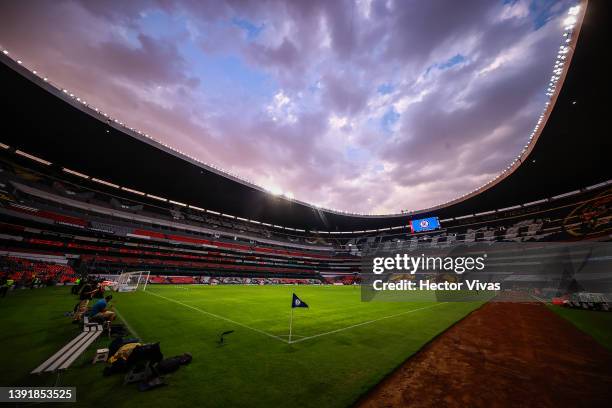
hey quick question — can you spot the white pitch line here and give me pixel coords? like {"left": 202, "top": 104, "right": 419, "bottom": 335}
{"left": 114, "top": 307, "right": 140, "bottom": 339}
{"left": 146, "top": 289, "right": 447, "bottom": 345}
{"left": 144, "top": 289, "right": 289, "bottom": 344}
{"left": 289, "top": 302, "right": 447, "bottom": 344}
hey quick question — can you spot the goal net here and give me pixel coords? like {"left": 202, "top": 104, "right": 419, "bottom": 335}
{"left": 113, "top": 271, "right": 150, "bottom": 292}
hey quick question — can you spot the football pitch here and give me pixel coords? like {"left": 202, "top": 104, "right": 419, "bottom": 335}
{"left": 0, "top": 285, "right": 483, "bottom": 407}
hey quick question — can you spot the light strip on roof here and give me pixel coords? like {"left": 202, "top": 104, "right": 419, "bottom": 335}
{"left": 474, "top": 210, "right": 495, "bottom": 216}
{"left": 15, "top": 150, "right": 51, "bottom": 165}
{"left": 91, "top": 178, "right": 119, "bottom": 189}
{"left": 121, "top": 186, "right": 145, "bottom": 196}
{"left": 147, "top": 194, "right": 167, "bottom": 202}
{"left": 586, "top": 180, "right": 611, "bottom": 190}
{"left": 498, "top": 205, "right": 521, "bottom": 212}
{"left": 62, "top": 168, "right": 90, "bottom": 179}
{"left": 551, "top": 190, "right": 580, "bottom": 200}
{"left": 523, "top": 199, "right": 548, "bottom": 206}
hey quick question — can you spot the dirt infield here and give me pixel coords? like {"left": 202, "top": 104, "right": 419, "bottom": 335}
{"left": 356, "top": 302, "right": 612, "bottom": 408}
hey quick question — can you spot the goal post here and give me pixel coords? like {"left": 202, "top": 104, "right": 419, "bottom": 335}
{"left": 113, "top": 271, "right": 150, "bottom": 292}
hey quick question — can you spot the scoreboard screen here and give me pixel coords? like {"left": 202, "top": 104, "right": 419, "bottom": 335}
{"left": 410, "top": 216, "right": 440, "bottom": 232}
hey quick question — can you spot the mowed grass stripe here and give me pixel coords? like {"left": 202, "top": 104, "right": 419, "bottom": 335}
{"left": 145, "top": 288, "right": 290, "bottom": 343}
{"left": 290, "top": 302, "right": 446, "bottom": 344}
{"left": 143, "top": 285, "right": 441, "bottom": 338}
{"left": 144, "top": 286, "right": 447, "bottom": 344}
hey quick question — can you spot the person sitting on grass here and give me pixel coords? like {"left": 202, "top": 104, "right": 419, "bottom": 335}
{"left": 72, "top": 280, "right": 100, "bottom": 322}
{"left": 89, "top": 295, "right": 116, "bottom": 323}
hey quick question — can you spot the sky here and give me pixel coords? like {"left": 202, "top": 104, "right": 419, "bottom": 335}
{"left": 0, "top": 0, "right": 575, "bottom": 214}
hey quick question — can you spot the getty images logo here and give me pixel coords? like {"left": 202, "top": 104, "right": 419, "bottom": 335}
{"left": 372, "top": 253, "right": 487, "bottom": 275}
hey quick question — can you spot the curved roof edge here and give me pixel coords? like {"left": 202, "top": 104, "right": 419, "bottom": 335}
{"left": 1, "top": 0, "right": 609, "bottom": 231}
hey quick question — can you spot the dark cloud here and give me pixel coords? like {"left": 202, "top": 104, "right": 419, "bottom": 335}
{"left": 92, "top": 34, "right": 196, "bottom": 86}
{"left": 246, "top": 38, "right": 300, "bottom": 70}
{"left": 321, "top": 72, "right": 370, "bottom": 115}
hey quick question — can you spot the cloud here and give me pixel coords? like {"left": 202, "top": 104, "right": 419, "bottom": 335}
{"left": 266, "top": 90, "right": 297, "bottom": 124}
{"left": 0, "top": 0, "right": 575, "bottom": 214}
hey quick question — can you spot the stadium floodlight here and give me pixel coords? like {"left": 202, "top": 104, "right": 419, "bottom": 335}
{"left": 113, "top": 271, "right": 150, "bottom": 292}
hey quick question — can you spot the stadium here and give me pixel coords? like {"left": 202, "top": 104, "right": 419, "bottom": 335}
{"left": 0, "top": 0, "right": 610, "bottom": 407}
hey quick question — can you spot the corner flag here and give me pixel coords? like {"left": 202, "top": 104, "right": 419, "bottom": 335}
{"left": 291, "top": 293, "right": 309, "bottom": 308}
{"left": 289, "top": 293, "right": 308, "bottom": 343}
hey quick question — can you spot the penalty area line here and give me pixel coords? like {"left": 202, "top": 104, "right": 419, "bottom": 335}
{"left": 144, "top": 289, "right": 289, "bottom": 344}
{"left": 289, "top": 302, "right": 447, "bottom": 344}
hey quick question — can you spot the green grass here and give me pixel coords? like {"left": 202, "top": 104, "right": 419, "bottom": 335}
{"left": 0, "top": 285, "right": 482, "bottom": 408}
{"left": 548, "top": 305, "right": 612, "bottom": 350}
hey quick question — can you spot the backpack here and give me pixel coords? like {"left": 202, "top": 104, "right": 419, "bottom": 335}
{"left": 156, "top": 353, "right": 193, "bottom": 374}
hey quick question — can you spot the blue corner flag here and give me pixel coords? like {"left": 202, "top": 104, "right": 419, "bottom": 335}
{"left": 291, "top": 293, "right": 309, "bottom": 308}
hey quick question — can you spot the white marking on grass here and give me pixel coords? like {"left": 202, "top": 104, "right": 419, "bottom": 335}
{"left": 145, "top": 289, "right": 289, "bottom": 343}
{"left": 114, "top": 307, "right": 140, "bottom": 339}
{"left": 145, "top": 289, "right": 448, "bottom": 345}
{"left": 289, "top": 302, "right": 447, "bottom": 344}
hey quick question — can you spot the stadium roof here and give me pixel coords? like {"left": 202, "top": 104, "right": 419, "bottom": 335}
{"left": 0, "top": 0, "right": 609, "bottom": 232}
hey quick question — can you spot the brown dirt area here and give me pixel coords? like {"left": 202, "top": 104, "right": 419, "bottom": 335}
{"left": 356, "top": 302, "right": 612, "bottom": 408}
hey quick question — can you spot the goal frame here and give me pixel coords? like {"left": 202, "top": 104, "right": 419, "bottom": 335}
{"left": 113, "top": 270, "right": 150, "bottom": 292}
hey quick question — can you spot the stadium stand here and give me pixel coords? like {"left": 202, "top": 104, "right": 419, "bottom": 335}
{"left": 1, "top": 146, "right": 610, "bottom": 285}
{"left": 0, "top": 255, "right": 76, "bottom": 286}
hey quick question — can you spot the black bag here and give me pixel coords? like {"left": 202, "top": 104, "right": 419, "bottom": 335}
{"left": 104, "top": 339, "right": 154, "bottom": 376}
{"left": 108, "top": 337, "right": 140, "bottom": 357}
{"left": 126, "top": 343, "right": 163, "bottom": 367}
{"left": 110, "top": 324, "right": 128, "bottom": 336}
{"left": 156, "top": 353, "right": 192, "bottom": 374}
{"left": 103, "top": 359, "right": 127, "bottom": 376}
